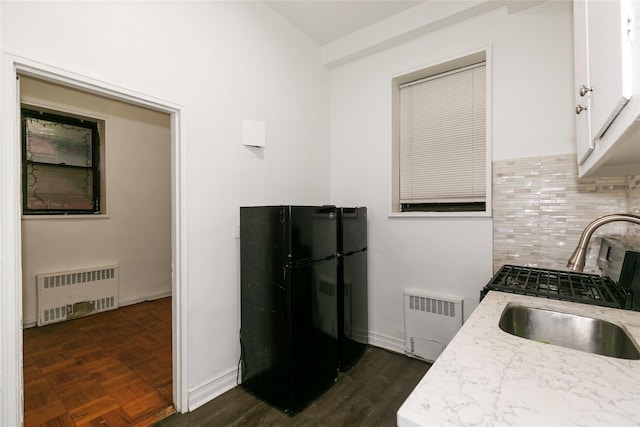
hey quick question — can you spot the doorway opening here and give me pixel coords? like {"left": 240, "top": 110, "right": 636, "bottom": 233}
{"left": 0, "top": 56, "right": 187, "bottom": 425}
{"left": 20, "top": 75, "right": 174, "bottom": 424}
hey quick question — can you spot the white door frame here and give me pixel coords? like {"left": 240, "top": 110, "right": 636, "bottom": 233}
{"left": 0, "top": 53, "right": 188, "bottom": 426}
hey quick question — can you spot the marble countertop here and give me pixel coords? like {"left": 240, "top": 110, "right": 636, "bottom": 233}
{"left": 397, "top": 291, "right": 640, "bottom": 426}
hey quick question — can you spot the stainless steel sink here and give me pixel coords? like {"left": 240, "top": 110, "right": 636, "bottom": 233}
{"left": 498, "top": 303, "right": 640, "bottom": 360}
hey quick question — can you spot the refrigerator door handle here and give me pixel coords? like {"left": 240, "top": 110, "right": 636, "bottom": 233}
{"left": 342, "top": 248, "right": 367, "bottom": 257}
{"left": 288, "top": 255, "right": 337, "bottom": 268}
{"left": 287, "top": 259, "right": 312, "bottom": 268}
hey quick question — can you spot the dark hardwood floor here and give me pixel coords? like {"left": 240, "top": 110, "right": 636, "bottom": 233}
{"left": 157, "top": 346, "right": 430, "bottom": 427}
{"left": 23, "top": 297, "right": 174, "bottom": 426}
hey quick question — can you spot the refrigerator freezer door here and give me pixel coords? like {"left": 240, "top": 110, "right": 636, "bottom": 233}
{"left": 287, "top": 206, "right": 337, "bottom": 263}
{"left": 339, "top": 207, "right": 367, "bottom": 253}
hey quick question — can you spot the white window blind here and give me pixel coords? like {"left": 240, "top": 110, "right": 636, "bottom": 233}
{"left": 399, "top": 63, "right": 486, "bottom": 206}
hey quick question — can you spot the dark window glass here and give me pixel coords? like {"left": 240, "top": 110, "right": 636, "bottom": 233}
{"left": 401, "top": 202, "right": 486, "bottom": 213}
{"left": 22, "top": 108, "right": 100, "bottom": 214}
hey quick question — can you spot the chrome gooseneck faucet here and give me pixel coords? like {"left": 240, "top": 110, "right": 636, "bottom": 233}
{"left": 567, "top": 213, "right": 640, "bottom": 272}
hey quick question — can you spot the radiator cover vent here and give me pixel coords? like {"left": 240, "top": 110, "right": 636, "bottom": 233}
{"left": 408, "top": 294, "right": 457, "bottom": 317}
{"left": 404, "top": 290, "right": 463, "bottom": 362}
{"left": 37, "top": 265, "right": 119, "bottom": 326}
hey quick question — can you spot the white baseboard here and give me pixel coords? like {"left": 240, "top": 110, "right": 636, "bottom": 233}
{"left": 368, "top": 330, "right": 405, "bottom": 354}
{"left": 120, "top": 289, "right": 172, "bottom": 307}
{"left": 188, "top": 366, "right": 238, "bottom": 411}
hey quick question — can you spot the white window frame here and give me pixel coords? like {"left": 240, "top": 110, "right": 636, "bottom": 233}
{"left": 389, "top": 47, "right": 492, "bottom": 218}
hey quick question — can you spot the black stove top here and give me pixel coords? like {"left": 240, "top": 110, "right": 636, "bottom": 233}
{"left": 482, "top": 264, "right": 632, "bottom": 309}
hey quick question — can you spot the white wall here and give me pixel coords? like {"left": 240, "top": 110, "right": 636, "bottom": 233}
{"left": 20, "top": 76, "right": 172, "bottom": 326}
{"left": 1, "top": 1, "right": 330, "bottom": 411}
{"left": 329, "top": 1, "right": 575, "bottom": 350}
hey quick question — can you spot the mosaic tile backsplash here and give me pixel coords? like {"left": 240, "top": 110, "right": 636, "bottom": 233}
{"left": 493, "top": 154, "right": 639, "bottom": 274}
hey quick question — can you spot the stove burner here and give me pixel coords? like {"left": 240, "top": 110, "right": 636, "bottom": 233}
{"left": 482, "top": 265, "right": 631, "bottom": 309}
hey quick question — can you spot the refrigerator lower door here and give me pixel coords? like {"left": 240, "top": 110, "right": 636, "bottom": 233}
{"left": 240, "top": 289, "right": 287, "bottom": 409}
{"left": 339, "top": 250, "right": 368, "bottom": 371}
{"left": 286, "top": 258, "right": 338, "bottom": 413}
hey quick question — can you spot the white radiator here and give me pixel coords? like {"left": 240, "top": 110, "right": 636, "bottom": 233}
{"left": 37, "top": 265, "right": 119, "bottom": 326}
{"left": 404, "top": 290, "right": 463, "bottom": 362}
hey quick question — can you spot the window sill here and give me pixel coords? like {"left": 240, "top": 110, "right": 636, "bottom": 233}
{"left": 22, "top": 213, "right": 109, "bottom": 220}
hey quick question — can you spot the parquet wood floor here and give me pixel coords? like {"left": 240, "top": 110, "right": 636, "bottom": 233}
{"left": 23, "top": 297, "right": 174, "bottom": 427}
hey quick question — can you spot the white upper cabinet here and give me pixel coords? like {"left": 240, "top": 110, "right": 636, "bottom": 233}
{"left": 574, "top": 0, "right": 640, "bottom": 178}
{"left": 573, "top": 0, "right": 593, "bottom": 164}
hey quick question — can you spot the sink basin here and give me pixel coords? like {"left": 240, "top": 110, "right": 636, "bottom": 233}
{"left": 498, "top": 303, "right": 640, "bottom": 360}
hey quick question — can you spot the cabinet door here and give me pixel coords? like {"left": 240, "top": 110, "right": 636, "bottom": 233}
{"left": 573, "top": 0, "right": 593, "bottom": 164}
{"left": 587, "top": 0, "right": 633, "bottom": 140}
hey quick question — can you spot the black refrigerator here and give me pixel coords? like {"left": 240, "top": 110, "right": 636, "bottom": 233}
{"left": 337, "top": 207, "right": 368, "bottom": 371}
{"left": 239, "top": 205, "right": 338, "bottom": 414}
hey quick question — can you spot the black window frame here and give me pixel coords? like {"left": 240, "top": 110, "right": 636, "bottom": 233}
{"left": 21, "top": 108, "right": 101, "bottom": 215}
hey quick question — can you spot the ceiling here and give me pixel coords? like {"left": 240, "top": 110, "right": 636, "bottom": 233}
{"left": 264, "top": 1, "right": 424, "bottom": 45}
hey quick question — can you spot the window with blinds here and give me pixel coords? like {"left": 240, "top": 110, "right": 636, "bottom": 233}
{"left": 398, "top": 61, "right": 487, "bottom": 213}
